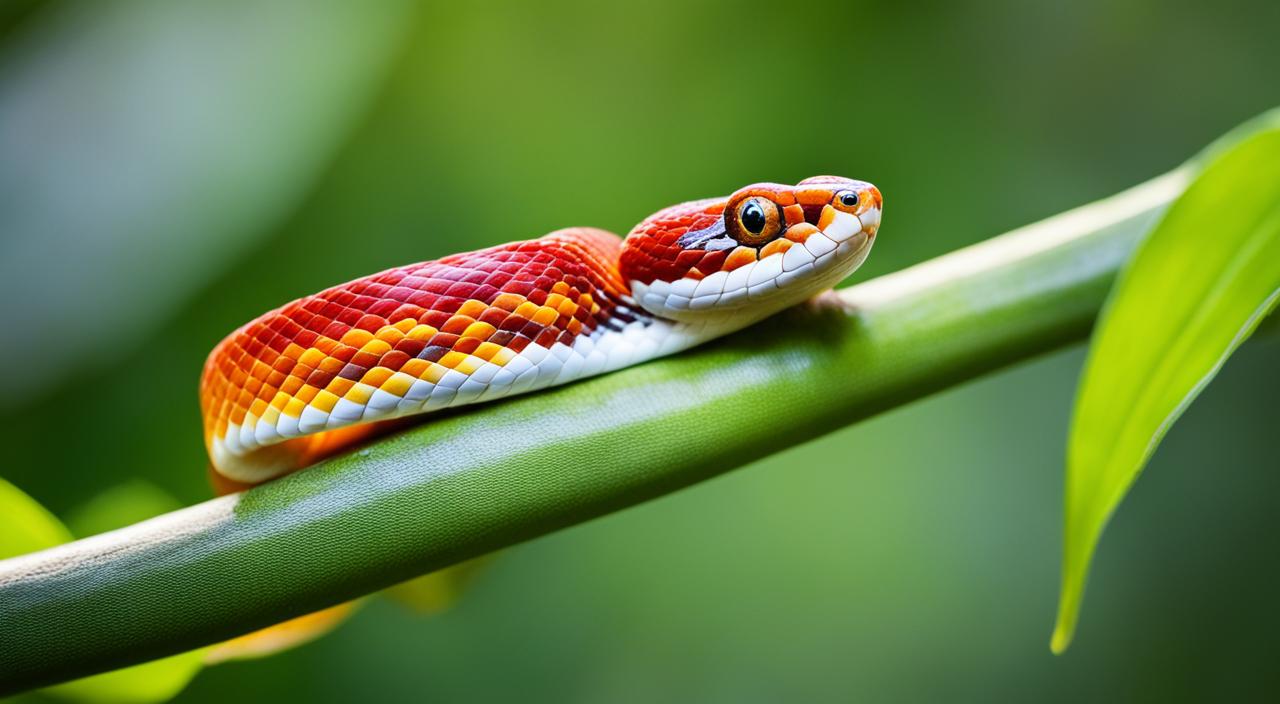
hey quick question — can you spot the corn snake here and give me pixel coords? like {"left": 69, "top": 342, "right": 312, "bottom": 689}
{"left": 201, "top": 176, "right": 883, "bottom": 484}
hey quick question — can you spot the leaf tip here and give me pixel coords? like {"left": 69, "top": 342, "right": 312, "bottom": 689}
{"left": 1049, "top": 623, "right": 1073, "bottom": 655}
{"left": 1051, "top": 572, "right": 1084, "bottom": 655}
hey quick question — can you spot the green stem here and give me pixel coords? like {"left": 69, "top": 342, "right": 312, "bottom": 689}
{"left": 0, "top": 168, "right": 1188, "bottom": 694}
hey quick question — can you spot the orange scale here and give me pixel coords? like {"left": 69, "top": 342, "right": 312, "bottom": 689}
{"left": 404, "top": 324, "right": 437, "bottom": 342}
{"left": 312, "top": 390, "right": 341, "bottom": 413}
{"left": 530, "top": 306, "right": 559, "bottom": 326}
{"left": 784, "top": 223, "right": 819, "bottom": 243}
{"left": 358, "top": 339, "right": 393, "bottom": 357}
{"left": 759, "top": 238, "right": 793, "bottom": 259}
{"left": 512, "top": 301, "right": 540, "bottom": 319}
{"left": 340, "top": 329, "right": 374, "bottom": 347}
{"left": 440, "top": 315, "right": 475, "bottom": 335}
{"left": 330, "top": 345, "right": 358, "bottom": 364}
{"left": 263, "top": 369, "right": 287, "bottom": 388}
{"left": 380, "top": 372, "right": 414, "bottom": 398}
{"left": 374, "top": 327, "right": 405, "bottom": 345}
{"left": 295, "top": 385, "right": 321, "bottom": 404}
{"left": 298, "top": 348, "right": 326, "bottom": 368}
{"left": 438, "top": 351, "right": 468, "bottom": 369}
{"left": 257, "top": 345, "right": 282, "bottom": 367}
{"left": 324, "top": 377, "right": 356, "bottom": 397}
{"left": 492, "top": 293, "right": 526, "bottom": 311}
{"left": 462, "top": 321, "right": 497, "bottom": 340}
{"left": 349, "top": 351, "right": 382, "bottom": 369}
{"left": 355, "top": 314, "right": 388, "bottom": 333}
{"left": 317, "top": 356, "right": 346, "bottom": 375}
{"left": 457, "top": 300, "right": 489, "bottom": 318}
{"left": 379, "top": 350, "right": 411, "bottom": 372}
{"left": 361, "top": 367, "right": 394, "bottom": 388}
{"left": 477, "top": 306, "right": 510, "bottom": 327}
{"left": 249, "top": 398, "right": 270, "bottom": 417}
{"left": 556, "top": 299, "right": 579, "bottom": 317}
{"left": 453, "top": 337, "right": 482, "bottom": 355}
{"left": 400, "top": 358, "right": 430, "bottom": 378}
{"left": 472, "top": 341, "right": 504, "bottom": 362}
{"left": 250, "top": 360, "right": 272, "bottom": 382}
{"left": 312, "top": 336, "right": 339, "bottom": 355}
{"left": 281, "top": 397, "right": 307, "bottom": 420}
{"left": 723, "top": 247, "right": 758, "bottom": 271}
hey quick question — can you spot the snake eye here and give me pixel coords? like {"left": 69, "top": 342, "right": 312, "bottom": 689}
{"left": 834, "top": 190, "right": 860, "bottom": 212}
{"left": 741, "top": 200, "right": 767, "bottom": 233}
{"left": 729, "top": 197, "right": 783, "bottom": 246}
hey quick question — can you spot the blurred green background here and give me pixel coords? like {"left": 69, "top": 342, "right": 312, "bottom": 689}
{"left": 2, "top": 0, "right": 1278, "bottom": 701}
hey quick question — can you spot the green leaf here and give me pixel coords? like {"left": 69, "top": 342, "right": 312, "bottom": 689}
{"left": 0, "top": 478, "right": 73, "bottom": 558}
{"left": 38, "top": 653, "right": 206, "bottom": 704}
{"left": 1052, "top": 129, "right": 1280, "bottom": 653}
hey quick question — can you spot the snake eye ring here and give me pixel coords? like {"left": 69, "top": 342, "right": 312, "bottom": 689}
{"left": 727, "top": 196, "right": 784, "bottom": 246}
{"left": 834, "top": 190, "right": 860, "bottom": 213}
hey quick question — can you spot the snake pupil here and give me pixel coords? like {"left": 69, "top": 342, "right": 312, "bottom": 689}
{"left": 740, "top": 200, "right": 767, "bottom": 234}
{"left": 840, "top": 192, "right": 859, "bottom": 207}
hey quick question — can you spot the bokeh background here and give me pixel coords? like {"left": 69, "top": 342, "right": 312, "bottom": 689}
{"left": 2, "top": 1, "right": 1279, "bottom": 701}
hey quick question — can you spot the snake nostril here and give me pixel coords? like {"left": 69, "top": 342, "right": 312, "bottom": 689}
{"left": 801, "top": 204, "right": 825, "bottom": 225}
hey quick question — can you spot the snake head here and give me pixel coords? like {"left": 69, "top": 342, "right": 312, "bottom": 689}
{"left": 621, "top": 175, "right": 882, "bottom": 323}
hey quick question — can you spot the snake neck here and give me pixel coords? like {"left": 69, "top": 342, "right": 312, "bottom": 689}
{"left": 595, "top": 289, "right": 756, "bottom": 364}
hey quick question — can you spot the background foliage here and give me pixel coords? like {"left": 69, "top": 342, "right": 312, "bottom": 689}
{"left": 1, "top": 1, "right": 1278, "bottom": 701}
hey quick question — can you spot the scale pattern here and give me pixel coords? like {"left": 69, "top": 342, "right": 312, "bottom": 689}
{"left": 621, "top": 199, "right": 731, "bottom": 284}
{"left": 201, "top": 228, "right": 649, "bottom": 481}
{"left": 202, "top": 176, "right": 883, "bottom": 483}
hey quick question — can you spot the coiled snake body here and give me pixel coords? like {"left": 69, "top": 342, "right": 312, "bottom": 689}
{"left": 202, "top": 176, "right": 883, "bottom": 484}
